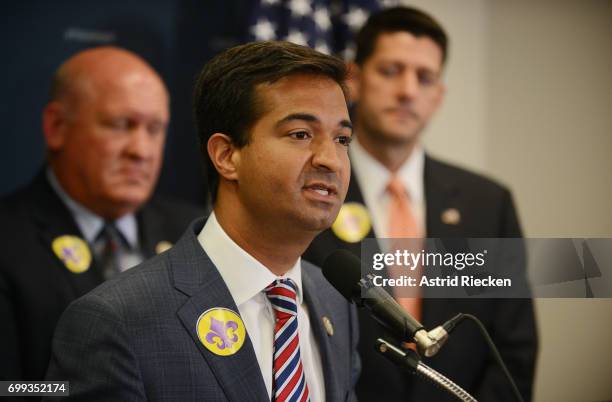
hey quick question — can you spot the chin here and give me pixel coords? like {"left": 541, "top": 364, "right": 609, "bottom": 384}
{"left": 116, "top": 181, "right": 153, "bottom": 197}
{"left": 109, "top": 192, "right": 149, "bottom": 212}
{"left": 304, "top": 214, "right": 337, "bottom": 233}
{"left": 379, "top": 129, "right": 419, "bottom": 144}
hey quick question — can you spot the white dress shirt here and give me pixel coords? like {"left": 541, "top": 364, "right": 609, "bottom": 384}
{"left": 349, "top": 137, "right": 426, "bottom": 241}
{"left": 198, "top": 213, "right": 325, "bottom": 401}
{"left": 47, "top": 169, "right": 143, "bottom": 270}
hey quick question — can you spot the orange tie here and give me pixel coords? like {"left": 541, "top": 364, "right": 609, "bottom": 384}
{"left": 387, "top": 176, "right": 422, "bottom": 323}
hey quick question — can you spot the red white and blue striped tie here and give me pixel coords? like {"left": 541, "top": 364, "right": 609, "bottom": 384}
{"left": 265, "top": 279, "right": 310, "bottom": 402}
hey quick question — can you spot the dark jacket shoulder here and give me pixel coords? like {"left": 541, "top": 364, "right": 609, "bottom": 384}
{"left": 425, "top": 155, "right": 513, "bottom": 199}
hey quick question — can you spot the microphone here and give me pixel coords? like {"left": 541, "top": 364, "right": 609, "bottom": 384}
{"left": 322, "top": 249, "right": 448, "bottom": 357}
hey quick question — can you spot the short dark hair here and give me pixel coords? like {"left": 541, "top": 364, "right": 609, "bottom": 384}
{"left": 193, "top": 41, "right": 348, "bottom": 202}
{"left": 354, "top": 6, "right": 448, "bottom": 66}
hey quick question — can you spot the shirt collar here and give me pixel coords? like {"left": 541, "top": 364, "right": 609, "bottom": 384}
{"left": 46, "top": 168, "right": 139, "bottom": 248}
{"left": 349, "top": 136, "right": 425, "bottom": 203}
{"left": 197, "top": 212, "right": 304, "bottom": 307}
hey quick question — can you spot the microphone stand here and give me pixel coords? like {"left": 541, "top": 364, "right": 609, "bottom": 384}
{"left": 376, "top": 338, "right": 477, "bottom": 402}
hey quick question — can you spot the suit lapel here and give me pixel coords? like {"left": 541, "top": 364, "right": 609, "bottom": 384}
{"left": 171, "top": 223, "right": 268, "bottom": 402}
{"left": 422, "top": 155, "right": 465, "bottom": 321}
{"left": 424, "top": 155, "right": 465, "bottom": 237}
{"left": 29, "top": 170, "right": 104, "bottom": 297}
{"left": 344, "top": 175, "right": 377, "bottom": 247}
{"left": 345, "top": 173, "right": 367, "bottom": 207}
{"left": 301, "top": 269, "right": 341, "bottom": 402}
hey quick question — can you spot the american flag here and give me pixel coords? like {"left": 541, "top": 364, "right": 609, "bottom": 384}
{"left": 246, "top": 0, "right": 401, "bottom": 60}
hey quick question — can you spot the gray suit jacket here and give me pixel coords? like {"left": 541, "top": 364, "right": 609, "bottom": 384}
{"left": 45, "top": 218, "right": 360, "bottom": 401}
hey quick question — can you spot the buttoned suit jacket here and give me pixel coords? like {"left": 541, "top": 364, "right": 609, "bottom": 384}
{"left": 0, "top": 170, "right": 204, "bottom": 383}
{"left": 304, "top": 155, "right": 538, "bottom": 402}
{"left": 44, "top": 218, "right": 360, "bottom": 402}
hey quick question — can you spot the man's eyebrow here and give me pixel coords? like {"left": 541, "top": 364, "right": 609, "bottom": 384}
{"left": 276, "top": 113, "right": 353, "bottom": 131}
{"left": 340, "top": 120, "right": 353, "bottom": 131}
{"left": 275, "top": 113, "right": 318, "bottom": 127}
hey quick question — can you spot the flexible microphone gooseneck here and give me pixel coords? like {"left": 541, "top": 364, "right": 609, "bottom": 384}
{"left": 321, "top": 249, "right": 448, "bottom": 357}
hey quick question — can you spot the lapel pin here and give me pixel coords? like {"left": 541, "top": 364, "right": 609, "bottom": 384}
{"left": 441, "top": 208, "right": 461, "bottom": 225}
{"left": 197, "top": 307, "right": 246, "bottom": 356}
{"left": 322, "top": 316, "right": 334, "bottom": 337}
{"left": 51, "top": 235, "right": 91, "bottom": 274}
{"left": 155, "top": 241, "right": 173, "bottom": 254}
{"left": 331, "top": 202, "right": 371, "bottom": 243}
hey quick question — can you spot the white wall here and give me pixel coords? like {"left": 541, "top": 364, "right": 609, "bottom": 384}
{"left": 487, "top": 0, "right": 612, "bottom": 238}
{"left": 399, "top": 1, "right": 612, "bottom": 400}
{"left": 487, "top": 2, "right": 612, "bottom": 401}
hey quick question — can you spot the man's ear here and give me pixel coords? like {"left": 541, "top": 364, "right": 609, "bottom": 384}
{"left": 346, "top": 62, "right": 361, "bottom": 103}
{"left": 207, "top": 133, "right": 241, "bottom": 181}
{"left": 42, "top": 101, "right": 68, "bottom": 151}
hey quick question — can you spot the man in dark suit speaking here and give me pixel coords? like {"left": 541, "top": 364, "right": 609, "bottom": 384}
{"left": 45, "top": 41, "right": 359, "bottom": 401}
{"left": 304, "top": 7, "right": 538, "bottom": 402}
{"left": 0, "top": 47, "right": 202, "bottom": 384}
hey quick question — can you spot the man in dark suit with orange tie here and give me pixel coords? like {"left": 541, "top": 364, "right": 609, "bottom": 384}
{"left": 305, "top": 7, "right": 538, "bottom": 402}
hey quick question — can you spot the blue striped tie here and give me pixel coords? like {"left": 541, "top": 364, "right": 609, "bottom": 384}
{"left": 265, "top": 279, "right": 311, "bottom": 402}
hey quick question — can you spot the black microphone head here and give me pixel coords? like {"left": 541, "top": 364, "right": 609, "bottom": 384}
{"left": 322, "top": 249, "right": 362, "bottom": 303}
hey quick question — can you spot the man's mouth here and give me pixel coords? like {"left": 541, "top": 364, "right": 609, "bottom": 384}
{"left": 388, "top": 108, "right": 418, "bottom": 118}
{"left": 304, "top": 182, "right": 338, "bottom": 197}
{"left": 118, "top": 166, "right": 150, "bottom": 183}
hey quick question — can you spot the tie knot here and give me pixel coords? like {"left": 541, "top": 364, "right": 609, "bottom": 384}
{"left": 387, "top": 176, "right": 408, "bottom": 198}
{"left": 96, "top": 222, "right": 128, "bottom": 250}
{"left": 265, "top": 279, "right": 298, "bottom": 319}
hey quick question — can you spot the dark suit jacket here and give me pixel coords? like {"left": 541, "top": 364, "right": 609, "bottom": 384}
{"left": 44, "top": 218, "right": 360, "bottom": 402}
{"left": 0, "top": 170, "right": 203, "bottom": 384}
{"left": 304, "top": 155, "right": 538, "bottom": 402}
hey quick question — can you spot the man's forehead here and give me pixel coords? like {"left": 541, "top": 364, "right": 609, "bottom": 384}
{"left": 247, "top": 78, "right": 349, "bottom": 134}
{"left": 255, "top": 74, "right": 347, "bottom": 109}
{"left": 77, "top": 70, "right": 167, "bottom": 104}
{"left": 369, "top": 31, "right": 444, "bottom": 70}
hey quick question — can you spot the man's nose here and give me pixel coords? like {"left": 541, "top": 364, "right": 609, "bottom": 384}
{"left": 397, "top": 71, "right": 419, "bottom": 100}
{"left": 125, "top": 126, "right": 155, "bottom": 159}
{"left": 311, "top": 137, "right": 343, "bottom": 172}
